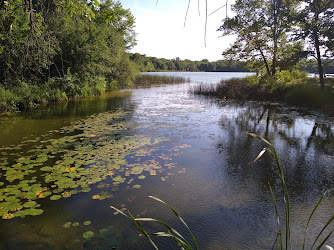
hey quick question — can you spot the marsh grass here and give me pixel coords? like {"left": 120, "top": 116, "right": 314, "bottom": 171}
{"left": 189, "top": 77, "right": 286, "bottom": 101}
{"left": 133, "top": 74, "right": 189, "bottom": 87}
{"left": 190, "top": 73, "right": 334, "bottom": 109}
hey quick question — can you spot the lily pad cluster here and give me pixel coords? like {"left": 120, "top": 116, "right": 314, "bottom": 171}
{"left": 0, "top": 110, "right": 192, "bottom": 219}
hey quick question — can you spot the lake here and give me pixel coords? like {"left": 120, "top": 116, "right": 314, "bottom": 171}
{"left": 0, "top": 72, "right": 333, "bottom": 249}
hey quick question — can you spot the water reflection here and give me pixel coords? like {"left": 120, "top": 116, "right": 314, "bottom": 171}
{"left": 216, "top": 102, "right": 334, "bottom": 194}
{"left": 0, "top": 91, "right": 132, "bottom": 146}
{"left": 211, "top": 101, "right": 334, "bottom": 247}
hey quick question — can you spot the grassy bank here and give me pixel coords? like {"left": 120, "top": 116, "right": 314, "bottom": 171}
{"left": 190, "top": 70, "right": 334, "bottom": 109}
{"left": 0, "top": 74, "right": 188, "bottom": 113}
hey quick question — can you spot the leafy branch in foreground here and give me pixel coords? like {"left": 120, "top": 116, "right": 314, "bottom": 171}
{"left": 247, "top": 132, "right": 334, "bottom": 250}
{"left": 111, "top": 196, "right": 198, "bottom": 250}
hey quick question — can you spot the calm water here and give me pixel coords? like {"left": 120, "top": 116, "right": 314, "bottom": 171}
{"left": 0, "top": 72, "right": 333, "bottom": 249}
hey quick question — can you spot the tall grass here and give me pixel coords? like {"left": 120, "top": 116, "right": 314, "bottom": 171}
{"left": 189, "top": 77, "right": 287, "bottom": 101}
{"left": 133, "top": 74, "right": 189, "bottom": 87}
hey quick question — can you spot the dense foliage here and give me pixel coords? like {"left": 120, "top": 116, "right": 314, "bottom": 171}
{"left": 219, "top": 0, "right": 334, "bottom": 89}
{"left": 0, "top": 0, "right": 137, "bottom": 111}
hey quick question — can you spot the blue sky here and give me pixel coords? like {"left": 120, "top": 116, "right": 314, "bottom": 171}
{"left": 121, "top": 0, "right": 236, "bottom": 61}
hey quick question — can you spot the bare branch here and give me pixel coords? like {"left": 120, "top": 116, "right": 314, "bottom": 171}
{"left": 209, "top": 4, "right": 227, "bottom": 16}
{"left": 204, "top": 0, "right": 207, "bottom": 47}
{"left": 184, "top": 0, "right": 191, "bottom": 27}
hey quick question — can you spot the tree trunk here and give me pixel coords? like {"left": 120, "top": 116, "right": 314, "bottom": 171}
{"left": 313, "top": 29, "right": 325, "bottom": 90}
{"left": 259, "top": 48, "right": 271, "bottom": 76}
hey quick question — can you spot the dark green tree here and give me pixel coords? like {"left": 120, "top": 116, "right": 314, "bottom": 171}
{"left": 296, "top": 0, "right": 334, "bottom": 89}
{"left": 218, "top": 0, "right": 301, "bottom": 75}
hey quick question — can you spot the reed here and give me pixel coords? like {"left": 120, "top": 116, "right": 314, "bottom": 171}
{"left": 133, "top": 74, "right": 189, "bottom": 87}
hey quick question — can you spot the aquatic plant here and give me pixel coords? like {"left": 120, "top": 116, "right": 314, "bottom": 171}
{"left": 0, "top": 110, "right": 192, "bottom": 219}
{"left": 111, "top": 196, "right": 198, "bottom": 250}
{"left": 247, "top": 132, "right": 334, "bottom": 249}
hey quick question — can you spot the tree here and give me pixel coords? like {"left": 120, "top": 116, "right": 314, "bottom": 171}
{"left": 218, "top": 0, "right": 301, "bottom": 76}
{"left": 296, "top": 0, "right": 334, "bottom": 89}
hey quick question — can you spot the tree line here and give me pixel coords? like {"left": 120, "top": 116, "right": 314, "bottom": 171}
{"left": 130, "top": 53, "right": 334, "bottom": 74}
{"left": 129, "top": 53, "right": 248, "bottom": 72}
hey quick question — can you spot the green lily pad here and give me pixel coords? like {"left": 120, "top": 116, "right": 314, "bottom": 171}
{"left": 83, "top": 231, "right": 94, "bottom": 239}
{"left": 72, "top": 239, "right": 80, "bottom": 245}
{"left": 63, "top": 222, "right": 72, "bottom": 228}
{"left": 72, "top": 222, "right": 79, "bottom": 227}
{"left": 40, "top": 166, "right": 53, "bottom": 172}
{"left": 50, "top": 195, "right": 61, "bottom": 201}
{"left": 81, "top": 187, "right": 91, "bottom": 193}
{"left": 83, "top": 221, "right": 91, "bottom": 226}
{"left": 25, "top": 208, "right": 44, "bottom": 216}
{"left": 23, "top": 201, "right": 37, "bottom": 208}
{"left": 133, "top": 185, "right": 141, "bottom": 189}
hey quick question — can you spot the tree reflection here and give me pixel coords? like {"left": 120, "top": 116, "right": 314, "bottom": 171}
{"left": 215, "top": 102, "right": 334, "bottom": 198}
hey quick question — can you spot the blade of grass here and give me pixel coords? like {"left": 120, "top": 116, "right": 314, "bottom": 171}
{"left": 315, "top": 230, "right": 334, "bottom": 250}
{"left": 246, "top": 132, "right": 273, "bottom": 146}
{"left": 128, "top": 211, "right": 159, "bottom": 250}
{"left": 150, "top": 232, "right": 189, "bottom": 249}
{"left": 149, "top": 196, "right": 199, "bottom": 250}
{"left": 111, "top": 206, "right": 159, "bottom": 249}
{"left": 269, "top": 184, "right": 282, "bottom": 250}
{"left": 248, "top": 133, "right": 290, "bottom": 249}
{"left": 135, "top": 217, "right": 190, "bottom": 247}
{"left": 302, "top": 193, "right": 325, "bottom": 250}
{"left": 248, "top": 148, "right": 268, "bottom": 164}
{"left": 311, "top": 214, "right": 334, "bottom": 249}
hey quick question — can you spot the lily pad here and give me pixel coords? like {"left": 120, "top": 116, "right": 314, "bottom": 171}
{"left": 24, "top": 209, "right": 44, "bottom": 216}
{"left": 72, "top": 239, "right": 80, "bottom": 245}
{"left": 63, "top": 222, "right": 72, "bottom": 228}
{"left": 23, "top": 201, "right": 37, "bottom": 208}
{"left": 72, "top": 222, "right": 79, "bottom": 227}
{"left": 83, "top": 231, "right": 95, "bottom": 239}
{"left": 99, "top": 228, "right": 109, "bottom": 236}
{"left": 83, "top": 221, "right": 91, "bottom": 226}
{"left": 50, "top": 195, "right": 62, "bottom": 201}
{"left": 81, "top": 187, "right": 91, "bottom": 193}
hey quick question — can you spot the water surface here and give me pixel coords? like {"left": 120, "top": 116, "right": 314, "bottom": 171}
{"left": 0, "top": 72, "right": 333, "bottom": 249}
